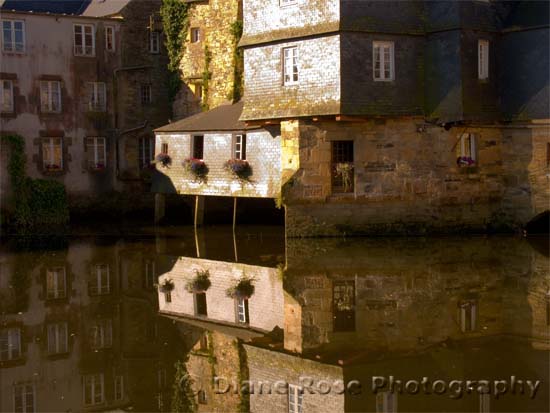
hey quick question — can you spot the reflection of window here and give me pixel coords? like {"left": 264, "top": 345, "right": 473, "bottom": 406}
{"left": 376, "top": 391, "right": 397, "bottom": 413}
{"left": 74, "top": 24, "right": 95, "bottom": 56}
{"left": 89, "top": 264, "right": 110, "bottom": 295}
{"left": 46, "top": 267, "right": 66, "bottom": 299}
{"left": 158, "top": 369, "right": 167, "bottom": 389}
{"left": 149, "top": 31, "right": 160, "bottom": 53}
{"left": 236, "top": 297, "right": 249, "bottom": 324}
{"left": 144, "top": 260, "right": 156, "bottom": 289}
{"left": 42, "top": 137, "right": 63, "bottom": 171}
{"left": 478, "top": 39, "right": 489, "bottom": 80}
{"left": 105, "top": 26, "right": 115, "bottom": 52}
{"left": 83, "top": 374, "right": 104, "bottom": 406}
{"left": 459, "top": 300, "right": 477, "bottom": 332}
{"left": 233, "top": 134, "right": 246, "bottom": 160}
{"left": 198, "top": 389, "right": 207, "bottom": 404}
{"left": 194, "top": 292, "right": 207, "bottom": 316}
{"left": 2, "top": 20, "right": 25, "bottom": 52}
{"left": 331, "top": 141, "right": 354, "bottom": 193}
{"left": 87, "top": 82, "right": 106, "bottom": 111}
{"left": 90, "top": 319, "right": 112, "bottom": 349}
{"left": 288, "top": 384, "right": 303, "bottom": 413}
{"left": 86, "top": 137, "right": 107, "bottom": 170}
{"left": 0, "top": 328, "right": 21, "bottom": 360}
{"left": 333, "top": 280, "right": 356, "bottom": 332}
{"left": 40, "top": 81, "right": 61, "bottom": 113}
{"left": 1, "top": 79, "right": 14, "bottom": 112}
{"left": 479, "top": 393, "right": 490, "bottom": 412}
{"left": 141, "top": 84, "right": 152, "bottom": 104}
{"left": 139, "top": 137, "right": 154, "bottom": 168}
{"left": 13, "top": 383, "right": 34, "bottom": 413}
{"left": 164, "top": 291, "right": 172, "bottom": 303}
{"left": 115, "top": 375, "right": 124, "bottom": 401}
{"left": 192, "top": 135, "right": 204, "bottom": 159}
{"left": 47, "top": 322, "right": 68, "bottom": 354}
{"left": 457, "top": 133, "right": 477, "bottom": 166}
{"left": 373, "top": 41, "right": 394, "bottom": 81}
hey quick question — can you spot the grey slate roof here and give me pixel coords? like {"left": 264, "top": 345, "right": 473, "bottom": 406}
{"left": 155, "top": 101, "right": 259, "bottom": 133}
{"left": 1, "top": 0, "right": 131, "bottom": 16}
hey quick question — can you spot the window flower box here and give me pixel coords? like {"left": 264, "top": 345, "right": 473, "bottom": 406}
{"left": 183, "top": 158, "right": 209, "bottom": 183}
{"left": 226, "top": 276, "right": 255, "bottom": 299}
{"left": 224, "top": 159, "right": 252, "bottom": 182}
{"left": 155, "top": 153, "right": 172, "bottom": 168}
{"left": 158, "top": 278, "right": 174, "bottom": 293}
{"left": 185, "top": 270, "right": 211, "bottom": 293}
{"left": 457, "top": 156, "right": 476, "bottom": 167}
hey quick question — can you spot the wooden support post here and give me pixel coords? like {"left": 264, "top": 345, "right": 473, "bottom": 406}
{"left": 193, "top": 195, "right": 205, "bottom": 228}
{"left": 232, "top": 197, "right": 237, "bottom": 231}
{"left": 154, "top": 193, "right": 165, "bottom": 224}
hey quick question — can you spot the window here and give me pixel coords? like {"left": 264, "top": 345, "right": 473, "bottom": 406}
{"left": 2, "top": 20, "right": 25, "bottom": 53}
{"left": 141, "top": 84, "right": 152, "bottom": 104}
{"left": 331, "top": 141, "right": 354, "bottom": 193}
{"left": 144, "top": 260, "right": 156, "bottom": 289}
{"left": 192, "top": 135, "right": 204, "bottom": 159}
{"left": 194, "top": 292, "right": 207, "bottom": 316}
{"left": 198, "top": 390, "right": 207, "bottom": 404}
{"left": 86, "top": 137, "right": 107, "bottom": 170}
{"left": 190, "top": 27, "right": 200, "bottom": 43}
{"left": 333, "top": 280, "right": 356, "bottom": 332}
{"left": 89, "top": 319, "right": 112, "bottom": 349}
{"left": 373, "top": 41, "right": 395, "bottom": 81}
{"left": 233, "top": 134, "right": 246, "bottom": 160}
{"left": 376, "top": 392, "right": 397, "bottom": 413}
{"left": 164, "top": 291, "right": 172, "bottom": 303}
{"left": 105, "top": 26, "right": 115, "bottom": 52}
{"left": 479, "top": 393, "right": 490, "bottom": 413}
{"left": 46, "top": 267, "right": 66, "bottom": 299}
{"left": 89, "top": 264, "right": 110, "bottom": 295}
{"left": 0, "top": 328, "right": 21, "bottom": 361}
{"left": 114, "top": 376, "right": 124, "bottom": 401}
{"left": 282, "top": 46, "right": 299, "bottom": 85}
{"left": 149, "top": 31, "right": 160, "bottom": 53}
{"left": 42, "top": 137, "right": 63, "bottom": 171}
{"left": 459, "top": 300, "right": 477, "bottom": 332}
{"left": 288, "top": 384, "right": 303, "bottom": 413}
{"left": 192, "top": 83, "right": 203, "bottom": 101}
{"left": 74, "top": 24, "right": 95, "bottom": 56}
{"left": 13, "top": 384, "right": 34, "bottom": 413}
{"left": 87, "top": 82, "right": 106, "bottom": 111}
{"left": 236, "top": 297, "right": 249, "bottom": 324}
{"left": 40, "top": 81, "right": 61, "bottom": 113}
{"left": 280, "top": 0, "right": 298, "bottom": 6}
{"left": 139, "top": 137, "right": 155, "bottom": 168}
{"left": 47, "top": 322, "right": 68, "bottom": 355}
{"left": 478, "top": 39, "right": 489, "bottom": 80}
{"left": 457, "top": 133, "right": 477, "bottom": 166}
{"left": 83, "top": 374, "right": 104, "bottom": 406}
{"left": 161, "top": 142, "right": 168, "bottom": 155}
{"left": 1, "top": 79, "right": 14, "bottom": 112}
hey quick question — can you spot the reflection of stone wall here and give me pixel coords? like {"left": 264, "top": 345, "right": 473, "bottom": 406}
{"left": 284, "top": 237, "right": 550, "bottom": 353}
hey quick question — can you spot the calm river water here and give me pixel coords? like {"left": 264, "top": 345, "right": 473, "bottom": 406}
{"left": 0, "top": 226, "right": 548, "bottom": 412}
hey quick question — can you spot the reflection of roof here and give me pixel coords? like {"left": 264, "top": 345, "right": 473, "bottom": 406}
{"left": 155, "top": 102, "right": 260, "bottom": 133}
{"left": 0, "top": 0, "right": 131, "bottom": 16}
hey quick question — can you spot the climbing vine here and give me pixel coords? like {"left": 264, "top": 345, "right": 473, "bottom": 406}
{"left": 171, "top": 358, "right": 197, "bottom": 413}
{"left": 229, "top": 20, "right": 244, "bottom": 103}
{"left": 160, "top": 0, "right": 190, "bottom": 103}
{"left": 235, "top": 339, "right": 250, "bottom": 412}
{"left": 201, "top": 44, "right": 212, "bottom": 111}
{"left": 1, "top": 134, "right": 69, "bottom": 231}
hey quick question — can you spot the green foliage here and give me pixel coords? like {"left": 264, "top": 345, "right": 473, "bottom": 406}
{"left": 235, "top": 339, "right": 250, "bottom": 413}
{"left": 171, "top": 359, "right": 197, "bottom": 413}
{"left": 1, "top": 135, "right": 68, "bottom": 231}
{"left": 229, "top": 20, "right": 244, "bottom": 103}
{"left": 202, "top": 44, "right": 212, "bottom": 111}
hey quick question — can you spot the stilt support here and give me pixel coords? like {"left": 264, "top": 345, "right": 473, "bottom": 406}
{"left": 194, "top": 195, "right": 205, "bottom": 229}
{"left": 154, "top": 193, "right": 165, "bottom": 224}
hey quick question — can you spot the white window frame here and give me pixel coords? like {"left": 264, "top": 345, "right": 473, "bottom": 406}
{"left": 90, "top": 264, "right": 110, "bottom": 295}
{"left": 376, "top": 391, "right": 397, "bottom": 413}
{"left": 86, "top": 137, "right": 107, "bottom": 170}
{"left": 13, "top": 383, "right": 35, "bottom": 413}
{"left": 83, "top": 374, "right": 104, "bottom": 406}
{"left": 478, "top": 39, "right": 489, "bottom": 80}
{"left": 2, "top": 20, "right": 25, "bottom": 53}
{"left": 149, "top": 31, "right": 160, "bottom": 53}
{"left": 0, "top": 328, "right": 21, "bottom": 361}
{"left": 105, "top": 26, "right": 115, "bottom": 52}
{"left": 47, "top": 322, "right": 68, "bottom": 355}
{"left": 46, "top": 267, "right": 66, "bottom": 299}
{"left": 288, "top": 384, "right": 303, "bottom": 413}
{"left": 236, "top": 297, "right": 249, "bottom": 324}
{"left": 90, "top": 319, "right": 113, "bottom": 350}
{"left": 114, "top": 375, "right": 124, "bottom": 401}
{"left": 457, "top": 133, "right": 477, "bottom": 165}
{"left": 73, "top": 23, "right": 95, "bottom": 56}
{"left": 282, "top": 46, "right": 299, "bottom": 86}
{"left": 234, "top": 134, "right": 246, "bottom": 160}
{"left": 1, "top": 79, "right": 14, "bottom": 113}
{"left": 190, "top": 27, "right": 200, "bottom": 43}
{"left": 88, "top": 82, "right": 106, "bottom": 112}
{"left": 42, "top": 137, "right": 63, "bottom": 171}
{"left": 40, "top": 81, "right": 62, "bottom": 113}
{"left": 373, "top": 41, "right": 395, "bottom": 81}
{"left": 141, "top": 84, "right": 152, "bottom": 104}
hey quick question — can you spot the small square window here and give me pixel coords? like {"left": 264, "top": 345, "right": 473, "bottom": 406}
{"left": 190, "top": 28, "right": 200, "bottom": 43}
{"left": 1, "top": 79, "right": 14, "bottom": 112}
{"left": 282, "top": 46, "right": 299, "bottom": 85}
{"left": 373, "top": 41, "right": 395, "bottom": 81}
{"left": 141, "top": 84, "right": 152, "bottom": 104}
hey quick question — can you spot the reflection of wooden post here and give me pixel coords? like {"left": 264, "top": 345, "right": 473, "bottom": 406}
{"left": 233, "top": 226, "right": 238, "bottom": 262}
{"left": 154, "top": 193, "right": 165, "bottom": 224}
{"left": 194, "top": 195, "right": 205, "bottom": 228}
{"left": 232, "top": 197, "right": 237, "bottom": 231}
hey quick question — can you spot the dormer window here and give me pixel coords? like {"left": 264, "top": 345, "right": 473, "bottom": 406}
{"left": 74, "top": 24, "right": 95, "bottom": 56}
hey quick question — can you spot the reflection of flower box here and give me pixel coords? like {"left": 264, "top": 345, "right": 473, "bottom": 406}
{"left": 89, "top": 163, "right": 106, "bottom": 172}
{"left": 44, "top": 164, "right": 62, "bottom": 171}
{"left": 155, "top": 153, "right": 172, "bottom": 168}
{"left": 224, "top": 159, "right": 252, "bottom": 181}
{"left": 183, "top": 158, "right": 209, "bottom": 183}
{"left": 457, "top": 156, "right": 476, "bottom": 167}
{"left": 159, "top": 279, "right": 174, "bottom": 293}
{"left": 185, "top": 270, "right": 211, "bottom": 293}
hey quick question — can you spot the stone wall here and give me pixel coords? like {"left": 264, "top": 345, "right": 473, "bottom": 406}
{"left": 281, "top": 119, "right": 549, "bottom": 236}
{"left": 158, "top": 257, "right": 284, "bottom": 334}
{"left": 154, "top": 129, "right": 282, "bottom": 198}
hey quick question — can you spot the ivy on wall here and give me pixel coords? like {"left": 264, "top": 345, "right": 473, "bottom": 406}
{"left": 229, "top": 20, "right": 244, "bottom": 103}
{"left": 160, "top": 0, "right": 190, "bottom": 104}
{"left": 171, "top": 358, "right": 197, "bottom": 413}
{"left": 202, "top": 44, "right": 213, "bottom": 111}
{"left": 1, "top": 134, "right": 69, "bottom": 231}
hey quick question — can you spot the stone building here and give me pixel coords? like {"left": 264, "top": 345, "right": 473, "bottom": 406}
{"left": 172, "top": 0, "right": 243, "bottom": 119}
{"left": 0, "top": 0, "right": 171, "bottom": 213}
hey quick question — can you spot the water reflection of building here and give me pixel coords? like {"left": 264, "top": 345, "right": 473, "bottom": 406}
{"left": 0, "top": 238, "right": 184, "bottom": 412}
{"left": 160, "top": 236, "right": 548, "bottom": 413}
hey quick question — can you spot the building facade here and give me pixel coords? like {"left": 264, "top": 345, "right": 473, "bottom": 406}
{"left": 0, "top": 0, "right": 171, "bottom": 213}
